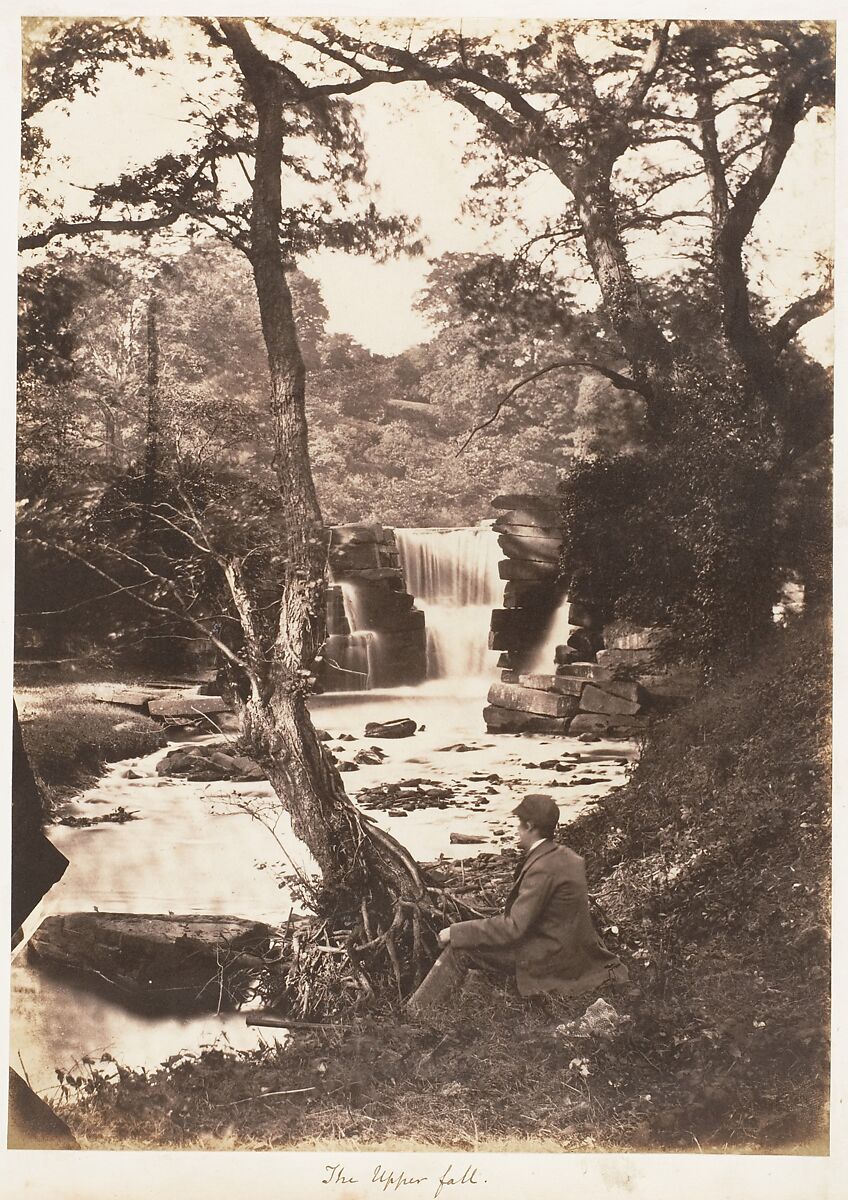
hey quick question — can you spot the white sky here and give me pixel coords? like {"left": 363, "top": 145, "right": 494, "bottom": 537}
{"left": 24, "top": 16, "right": 835, "bottom": 361}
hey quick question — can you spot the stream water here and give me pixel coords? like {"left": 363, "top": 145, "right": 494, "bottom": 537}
{"left": 10, "top": 526, "right": 637, "bottom": 1103}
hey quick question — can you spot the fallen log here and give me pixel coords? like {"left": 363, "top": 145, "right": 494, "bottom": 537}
{"left": 27, "top": 912, "right": 308, "bottom": 1012}
{"left": 245, "top": 1014, "right": 349, "bottom": 1030}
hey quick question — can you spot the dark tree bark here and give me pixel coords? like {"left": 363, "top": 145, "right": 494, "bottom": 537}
{"left": 215, "top": 19, "right": 433, "bottom": 942}
{"left": 142, "top": 293, "right": 161, "bottom": 540}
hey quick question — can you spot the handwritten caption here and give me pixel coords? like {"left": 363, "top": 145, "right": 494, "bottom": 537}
{"left": 323, "top": 1162, "right": 484, "bottom": 1198}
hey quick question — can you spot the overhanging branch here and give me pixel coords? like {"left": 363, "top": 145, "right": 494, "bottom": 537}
{"left": 456, "top": 359, "right": 648, "bottom": 454}
{"left": 19, "top": 533, "right": 249, "bottom": 672}
{"left": 770, "top": 284, "right": 833, "bottom": 354}
{"left": 19, "top": 211, "right": 185, "bottom": 252}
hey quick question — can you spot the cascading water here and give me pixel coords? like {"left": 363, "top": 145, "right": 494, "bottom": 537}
{"left": 527, "top": 592, "right": 575, "bottom": 674}
{"left": 336, "top": 580, "right": 381, "bottom": 690}
{"left": 396, "top": 526, "right": 503, "bottom": 682}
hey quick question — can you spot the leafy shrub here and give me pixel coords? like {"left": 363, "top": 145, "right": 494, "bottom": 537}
{"left": 559, "top": 363, "right": 780, "bottom": 662}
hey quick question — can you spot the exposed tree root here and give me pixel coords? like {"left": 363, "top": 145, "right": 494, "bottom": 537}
{"left": 246, "top": 880, "right": 493, "bottom": 1019}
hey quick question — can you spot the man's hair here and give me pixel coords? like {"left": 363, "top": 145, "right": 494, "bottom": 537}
{"left": 520, "top": 816, "right": 556, "bottom": 840}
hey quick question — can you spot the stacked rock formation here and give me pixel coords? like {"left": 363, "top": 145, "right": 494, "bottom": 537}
{"left": 555, "top": 619, "right": 700, "bottom": 735}
{"left": 487, "top": 494, "right": 566, "bottom": 678}
{"left": 485, "top": 611, "right": 701, "bottom": 737}
{"left": 319, "top": 523, "right": 426, "bottom": 691}
{"left": 484, "top": 492, "right": 701, "bottom": 737}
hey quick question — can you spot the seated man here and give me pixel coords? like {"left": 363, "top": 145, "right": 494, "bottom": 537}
{"left": 408, "top": 793, "right": 627, "bottom": 1012}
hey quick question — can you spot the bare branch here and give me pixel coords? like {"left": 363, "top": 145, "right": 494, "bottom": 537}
{"left": 456, "top": 359, "right": 648, "bottom": 453}
{"left": 691, "top": 53, "right": 729, "bottom": 228}
{"left": 770, "top": 283, "right": 833, "bottom": 354}
{"left": 723, "top": 63, "right": 815, "bottom": 251}
{"left": 622, "top": 22, "right": 672, "bottom": 115}
{"left": 19, "top": 535, "right": 247, "bottom": 669}
{"left": 19, "top": 211, "right": 183, "bottom": 252}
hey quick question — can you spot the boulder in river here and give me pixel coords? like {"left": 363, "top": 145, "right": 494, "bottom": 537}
{"left": 156, "top": 744, "right": 266, "bottom": 782}
{"left": 353, "top": 748, "right": 386, "bottom": 765}
{"left": 487, "top": 682, "right": 579, "bottom": 719}
{"left": 364, "top": 718, "right": 417, "bottom": 738}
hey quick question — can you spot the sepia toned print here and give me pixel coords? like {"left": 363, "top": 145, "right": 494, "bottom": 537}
{"left": 8, "top": 11, "right": 834, "bottom": 1197}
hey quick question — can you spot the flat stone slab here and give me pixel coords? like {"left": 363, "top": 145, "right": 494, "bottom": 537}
{"left": 28, "top": 912, "right": 293, "bottom": 1011}
{"left": 483, "top": 705, "right": 572, "bottom": 734}
{"left": 148, "top": 694, "right": 230, "bottom": 718}
{"left": 497, "top": 532, "right": 561, "bottom": 562}
{"left": 91, "top": 688, "right": 164, "bottom": 709}
{"left": 518, "top": 673, "right": 586, "bottom": 697}
{"left": 487, "top": 682, "right": 578, "bottom": 719}
{"left": 492, "top": 518, "right": 561, "bottom": 538}
{"left": 554, "top": 661, "right": 616, "bottom": 681}
{"left": 579, "top": 684, "right": 643, "bottom": 716}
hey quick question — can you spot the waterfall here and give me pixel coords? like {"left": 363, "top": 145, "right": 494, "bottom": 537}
{"left": 527, "top": 592, "right": 574, "bottom": 674}
{"left": 396, "top": 526, "right": 503, "bottom": 682}
{"left": 335, "top": 581, "right": 380, "bottom": 690}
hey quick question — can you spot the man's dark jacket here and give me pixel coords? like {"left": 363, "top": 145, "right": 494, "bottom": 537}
{"left": 449, "top": 840, "right": 624, "bottom": 996}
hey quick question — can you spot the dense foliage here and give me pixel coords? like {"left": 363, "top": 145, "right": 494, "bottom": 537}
{"left": 17, "top": 237, "right": 646, "bottom": 661}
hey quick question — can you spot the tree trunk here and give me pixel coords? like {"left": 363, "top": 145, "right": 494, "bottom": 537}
{"left": 218, "top": 19, "right": 431, "bottom": 929}
{"left": 142, "top": 293, "right": 161, "bottom": 541}
{"left": 241, "top": 689, "right": 428, "bottom": 910}
{"left": 571, "top": 169, "right": 673, "bottom": 412}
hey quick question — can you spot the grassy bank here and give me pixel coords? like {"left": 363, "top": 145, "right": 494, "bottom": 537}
{"left": 54, "top": 616, "right": 830, "bottom": 1152}
{"left": 15, "top": 680, "right": 167, "bottom": 814}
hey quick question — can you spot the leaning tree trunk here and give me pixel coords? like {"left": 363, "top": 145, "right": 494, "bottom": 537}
{"left": 140, "top": 292, "right": 162, "bottom": 552}
{"left": 218, "top": 21, "right": 439, "bottom": 962}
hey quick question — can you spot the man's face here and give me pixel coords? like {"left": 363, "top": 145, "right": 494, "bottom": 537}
{"left": 516, "top": 818, "right": 537, "bottom": 853}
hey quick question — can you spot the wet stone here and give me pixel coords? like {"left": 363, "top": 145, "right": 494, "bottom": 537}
{"left": 353, "top": 749, "right": 386, "bottom": 765}
{"left": 155, "top": 744, "right": 267, "bottom": 783}
{"left": 364, "top": 718, "right": 417, "bottom": 738}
